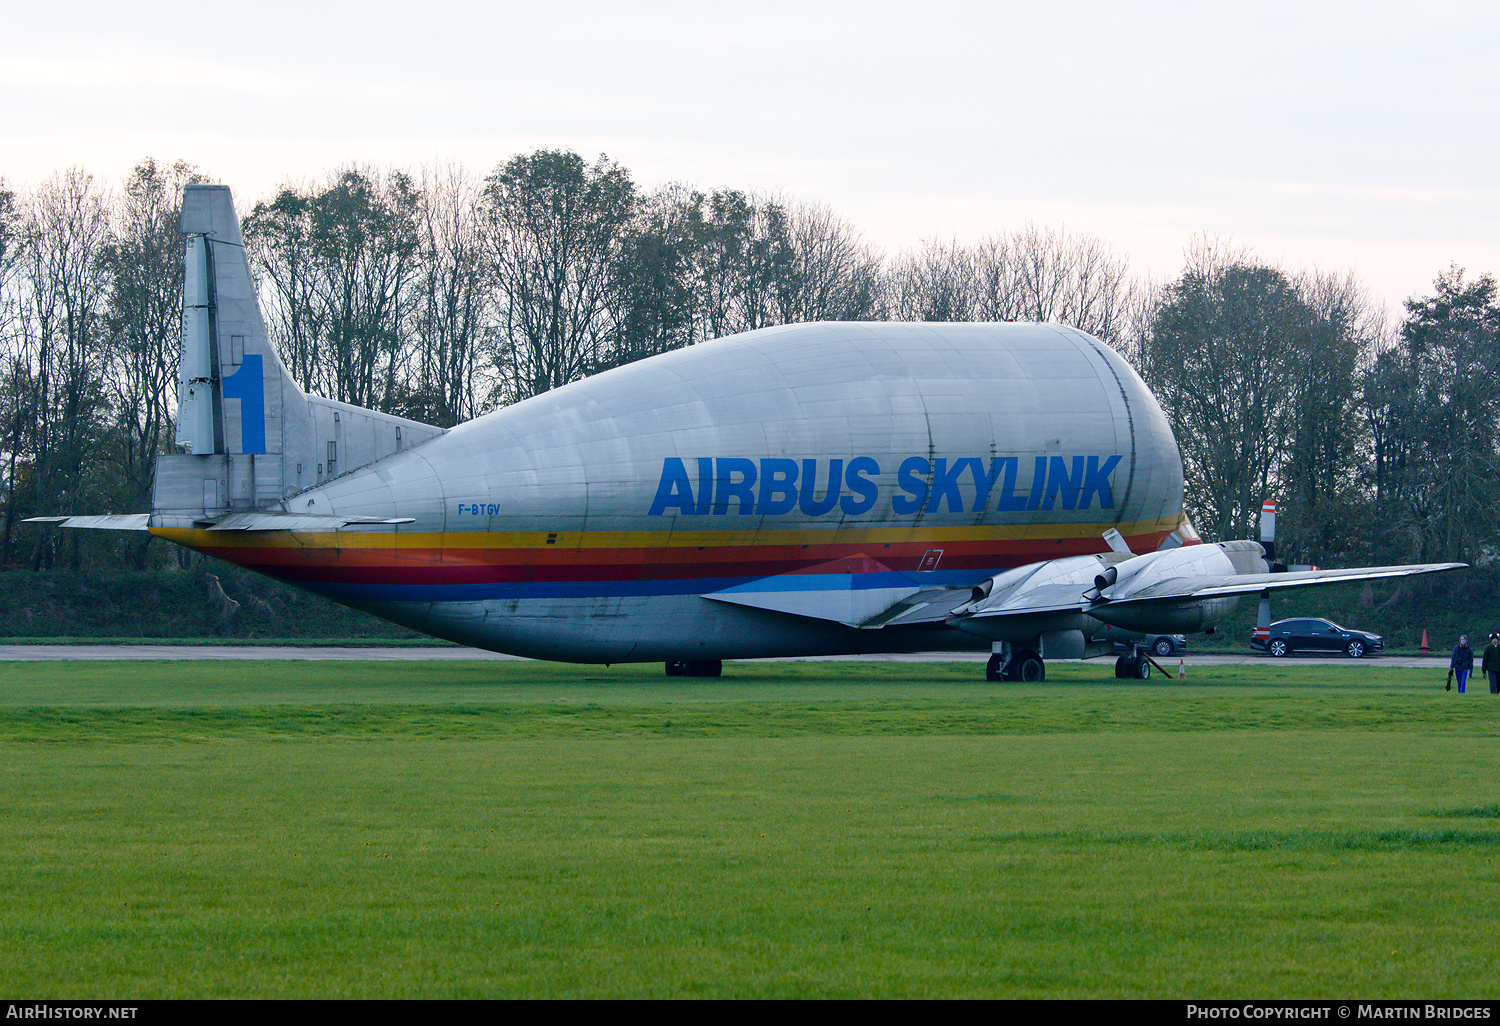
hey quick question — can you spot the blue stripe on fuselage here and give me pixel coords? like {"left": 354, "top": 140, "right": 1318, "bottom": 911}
{"left": 297, "top": 572, "right": 954, "bottom": 605}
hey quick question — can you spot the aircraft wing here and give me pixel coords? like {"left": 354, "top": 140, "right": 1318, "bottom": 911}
{"left": 863, "top": 587, "right": 980, "bottom": 627}
{"left": 940, "top": 543, "right": 1467, "bottom": 642}
{"left": 701, "top": 552, "right": 1105, "bottom": 631}
{"left": 1098, "top": 562, "right": 1466, "bottom": 606}
{"left": 958, "top": 582, "right": 1094, "bottom": 620}
{"left": 701, "top": 554, "right": 923, "bottom": 628}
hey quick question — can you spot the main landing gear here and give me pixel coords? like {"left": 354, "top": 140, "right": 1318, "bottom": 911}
{"left": 985, "top": 647, "right": 1045, "bottom": 682}
{"left": 1114, "top": 645, "right": 1166, "bottom": 679}
{"left": 983, "top": 642, "right": 1167, "bottom": 682}
{"left": 665, "top": 660, "right": 722, "bottom": 678}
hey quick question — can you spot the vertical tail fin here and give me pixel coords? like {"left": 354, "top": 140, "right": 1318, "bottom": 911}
{"left": 155, "top": 185, "right": 444, "bottom": 521}
{"left": 177, "top": 184, "right": 291, "bottom": 462}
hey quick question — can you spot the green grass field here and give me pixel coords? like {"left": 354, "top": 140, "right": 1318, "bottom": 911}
{"left": 1, "top": 658, "right": 1497, "bottom": 998}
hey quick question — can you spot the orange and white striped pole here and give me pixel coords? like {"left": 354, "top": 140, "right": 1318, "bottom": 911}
{"left": 1255, "top": 499, "right": 1277, "bottom": 649}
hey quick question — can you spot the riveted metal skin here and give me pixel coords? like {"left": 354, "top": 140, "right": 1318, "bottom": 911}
{"left": 155, "top": 318, "right": 1188, "bottom": 663}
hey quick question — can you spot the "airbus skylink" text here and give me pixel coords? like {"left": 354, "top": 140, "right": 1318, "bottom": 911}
{"left": 647, "top": 455, "right": 1125, "bottom": 517}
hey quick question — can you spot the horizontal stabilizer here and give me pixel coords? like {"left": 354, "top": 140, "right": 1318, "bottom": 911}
{"left": 203, "top": 512, "right": 416, "bottom": 531}
{"left": 24, "top": 515, "right": 151, "bottom": 531}
{"left": 701, "top": 554, "right": 921, "bottom": 627}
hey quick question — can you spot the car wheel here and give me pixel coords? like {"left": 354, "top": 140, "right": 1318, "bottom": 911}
{"left": 1269, "top": 639, "right": 1289, "bottom": 658}
{"left": 1346, "top": 640, "right": 1366, "bottom": 659}
{"left": 1153, "top": 637, "right": 1175, "bottom": 658}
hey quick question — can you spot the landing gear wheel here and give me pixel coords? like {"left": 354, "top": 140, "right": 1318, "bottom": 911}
{"left": 1133, "top": 656, "right": 1151, "bottom": 679}
{"left": 1010, "top": 650, "right": 1045, "bottom": 683}
{"left": 986, "top": 653, "right": 1005, "bottom": 682}
{"left": 1115, "top": 656, "right": 1130, "bottom": 679}
{"left": 1346, "top": 640, "right": 1366, "bottom": 659}
{"left": 1269, "top": 639, "right": 1289, "bottom": 658}
{"left": 666, "top": 660, "right": 721, "bottom": 677}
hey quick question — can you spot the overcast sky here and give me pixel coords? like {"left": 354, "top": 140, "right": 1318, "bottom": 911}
{"left": 6, "top": 0, "right": 1497, "bottom": 316}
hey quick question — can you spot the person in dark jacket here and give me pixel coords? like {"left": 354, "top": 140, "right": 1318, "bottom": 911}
{"left": 1483, "top": 633, "right": 1500, "bottom": 695}
{"left": 1451, "top": 636, "right": 1474, "bottom": 694}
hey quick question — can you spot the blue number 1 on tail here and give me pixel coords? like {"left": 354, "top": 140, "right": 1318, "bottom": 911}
{"left": 222, "top": 354, "right": 266, "bottom": 454}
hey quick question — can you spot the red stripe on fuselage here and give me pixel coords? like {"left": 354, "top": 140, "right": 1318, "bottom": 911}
{"left": 189, "top": 529, "right": 1177, "bottom": 588}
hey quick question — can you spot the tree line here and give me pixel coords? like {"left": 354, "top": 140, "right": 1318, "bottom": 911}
{"left": 1, "top": 151, "right": 1495, "bottom": 571}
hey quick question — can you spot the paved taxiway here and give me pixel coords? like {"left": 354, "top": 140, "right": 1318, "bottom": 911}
{"left": 0, "top": 645, "right": 1462, "bottom": 669}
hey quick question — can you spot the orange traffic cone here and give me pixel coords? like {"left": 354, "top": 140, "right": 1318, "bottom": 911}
{"left": 1178, "top": 657, "right": 1186, "bottom": 679}
{"left": 1421, "top": 630, "right": 1430, "bottom": 653}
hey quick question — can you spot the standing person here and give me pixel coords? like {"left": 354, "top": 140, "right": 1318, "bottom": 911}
{"left": 1451, "top": 635, "right": 1475, "bottom": 694}
{"left": 1483, "top": 633, "right": 1500, "bottom": 695}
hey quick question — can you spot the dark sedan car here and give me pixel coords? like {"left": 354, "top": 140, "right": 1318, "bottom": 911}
{"left": 1251, "top": 618, "right": 1383, "bottom": 658}
{"left": 1099, "top": 625, "right": 1188, "bottom": 657}
{"left": 1125, "top": 634, "right": 1189, "bottom": 658}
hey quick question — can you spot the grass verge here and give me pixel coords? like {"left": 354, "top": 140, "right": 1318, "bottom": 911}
{"left": 0, "top": 660, "right": 1496, "bottom": 998}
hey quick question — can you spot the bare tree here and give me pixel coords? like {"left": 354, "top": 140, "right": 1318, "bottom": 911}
{"left": 885, "top": 239, "right": 977, "bottom": 322}
{"left": 0, "top": 181, "right": 18, "bottom": 302}
{"left": 608, "top": 182, "right": 706, "bottom": 368}
{"left": 610, "top": 188, "right": 881, "bottom": 365}
{"left": 970, "top": 234, "right": 1024, "bottom": 322}
{"left": 15, "top": 170, "right": 114, "bottom": 567}
{"left": 885, "top": 225, "right": 1137, "bottom": 344}
{"left": 685, "top": 190, "right": 807, "bottom": 337}
{"left": 998, "top": 224, "right": 1137, "bottom": 345}
{"left": 686, "top": 188, "right": 760, "bottom": 342}
{"left": 244, "top": 168, "right": 423, "bottom": 409}
{"left": 482, "top": 150, "right": 635, "bottom": 404}
{"left": 101, "top": 160, "right": 204, "bottom": 522}
{"left": 243, "top": 182, "right": 322, "bottom": 394}
{"left": 404, "top": 163, "right": 493, "bottom": 425}
{"left": 766, "top": 201, "right": 883, "bottom": 324}
{"left": 0, "top": 179, "right": 28, "bottom": 563}
{"left": 715, "top": 193, "right": 795, "bottom": 334}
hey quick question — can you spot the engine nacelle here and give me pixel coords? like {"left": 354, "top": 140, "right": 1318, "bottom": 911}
{"left": 1080, "top": 541, "right": 1260, "bottom": 635}
{"left": 1088, "top": 595, "right": 1242, "bottom": 634}
{"left": 956, "top": 555, "right": 1108, "bottom": 618}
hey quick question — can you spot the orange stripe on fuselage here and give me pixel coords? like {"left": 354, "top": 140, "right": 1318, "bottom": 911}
{"left": 151, "top": 515, "right": 1184, "bottom": 585}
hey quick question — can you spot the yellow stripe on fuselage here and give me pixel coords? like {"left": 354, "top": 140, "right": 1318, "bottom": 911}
{"left": 150, "top": 513, "right": 1185, "bottom": 553}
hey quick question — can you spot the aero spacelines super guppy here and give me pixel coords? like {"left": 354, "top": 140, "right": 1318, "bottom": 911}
{"left": 32, "top": 185, "right": 1461, "bottom": 681}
